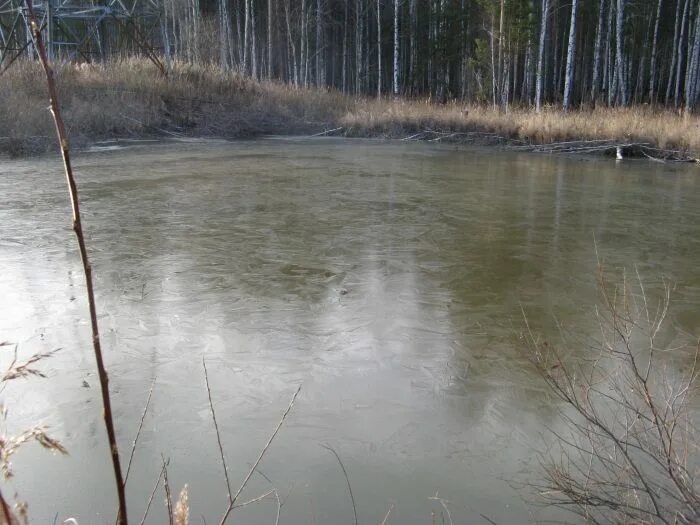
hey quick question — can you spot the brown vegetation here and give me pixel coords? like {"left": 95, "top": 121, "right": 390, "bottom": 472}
{"left": 343, "top": 100, "right": 700, "bottom": 156}
{"left": 2, "top": 59, "right": 700, "bottom": 159}
{"left": 522, "top": 264, "right": 700, "bottom": 524}
{"left": 0, "top": 58, "right": 348, "bottom": 156}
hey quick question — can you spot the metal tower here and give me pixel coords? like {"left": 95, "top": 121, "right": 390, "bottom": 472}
{"left": 0, "top": 0, "right": 165, "bottom": 74}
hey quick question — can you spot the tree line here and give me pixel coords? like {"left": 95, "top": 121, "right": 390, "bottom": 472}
{"left": 161, "top": 0, "right": 700, "bottom": 110}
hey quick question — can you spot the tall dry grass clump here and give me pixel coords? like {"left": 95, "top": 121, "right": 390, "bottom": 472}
{"left": 3, "top": 57, "right": 700, "bottom": 157}
{"left": 0, "top": 344, "right": 67, "bottom": 523}
{"left": 341, "top": 99, "right": 700, "bottom": 155}
{"left": 0, "top": 58, "right": 349, "bottom": 156}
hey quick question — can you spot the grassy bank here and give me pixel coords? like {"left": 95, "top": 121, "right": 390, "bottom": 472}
{"left": 1, "top": 59, "right": 349, "bottom": 156}
{"left": 2, "top": 58, "right": 700, "bottom": 158}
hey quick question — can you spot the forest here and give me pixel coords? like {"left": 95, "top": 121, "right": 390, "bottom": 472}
{"left": 158, "top": 0, "right": 700, "bottom": 110}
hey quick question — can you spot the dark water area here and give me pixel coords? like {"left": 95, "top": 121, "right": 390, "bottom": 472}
{"left": 1, "top": 138, "right": 699, "bottom": 524}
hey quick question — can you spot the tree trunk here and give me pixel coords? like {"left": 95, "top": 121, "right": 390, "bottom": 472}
{"left": 244, "top": 0, "right": 250, "bottom": 71}
{"left": 673, "top": 0, "right": 690, "bottom": 107}
{"left": 490, "top": 10, "right": 497, "bottom": 108}
{"left": 251, "top": 0, "right": 258, "bottom": 78}
{"left": 497, "top": 0, "right": 505, "bottom": 106}
{"left": 562, "top": 0, "right": 578, "bottom": 111}
{"left": 674, "top": 0, "right": 690, "bottom": 106}
{"left": 301, "top": 0, "right": 308, "bottom": 85}
{"left": 283, "top": 0, "right": 298, "bottom": 84}
{"left": 356, "top": 0, "right": 363, "bottom": 93}
{"left": 267, "top": 0, "right": 273, "bottom": 78}
{"left": 342, "top": 0, "right": 348, "bottom": 92}
{"left": 393, "top": 0, "right": 399, "bottom": 96}
{"left": 377, "top": 0, "right": 382, "bottom": 97}
{"left": 535, "top": 0, "right": 549, "bottom": 111}
{"left": 409, "top": 0, "right": 416, "bottom": 94}
{"left": 316, "top": 0, "right": 324, "bottom": 86}
{"left": 615, "top": 0, "right": 626, "bottom": 105}
{"left": 591, "top": 0, "right": 606, "bottom": 104}
{"left": 648, "top": 0, "right": 663, "bottom": 103}
{"left": 684, "top": 0, "right": 700, "bottom": 111}
{"left": 219, "top": 0, "right": 230, "bottom": 68}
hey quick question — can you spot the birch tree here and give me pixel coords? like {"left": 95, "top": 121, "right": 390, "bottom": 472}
{"left": 393, "top": 0, "right": 399, "bottom": 96}
{"left": 377, "top": 0, "right": 382, "bottom": 98}
{"left": 535, "top": 0, "right": 549, "bottom": 111}
{"left": 562, "top": 0, "right": 578, "bottom": 111}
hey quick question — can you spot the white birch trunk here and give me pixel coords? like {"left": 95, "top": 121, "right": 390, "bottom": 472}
{"left": 268, "top": 0, "right": 273, "bottom": 78}
{"left": 283, "top": 0, "right": 298, "bottom": 84}
{"left": 562, "top": 0, "right": 578, "bottom": 111}
{"left": 377, "top": 0, "right": 382, "bottom": 98}
{"left": 648, "top": 0, "right": 663, "bottom": 103}
{"left": 684, "top": 0, "right": 700, "bottom": 111}
{"left": 342, "top": 0, "right": 348, "bottom": 92}
{"left": 535, "top": 0, "right": 549, "bottom": 112}
{"left": 356, "top": 0, "right": 363, "bottom": 93}
{"left": 251, "top": 0, "right": 258, "bottom": 78}
{"left": 615, "top": 0, "right": 626, "bottom": 105}
{"left": 316, "top": 0, "right": 324, "bottom": 87}
{"left": 244, "top": 0, "right": 250, "bottom": 71}
{"left": 393, "top": 0, "right": 399, "bottom": 96}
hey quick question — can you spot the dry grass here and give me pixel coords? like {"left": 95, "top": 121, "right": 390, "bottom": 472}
{"left": 0, "top": 58, "right": 349, "bottom": 155}
{"left": 342, "top": 99, "right": 700, "bottom": 155}
{"left": 2, "top": 57, "right": 700, "bottom": 157}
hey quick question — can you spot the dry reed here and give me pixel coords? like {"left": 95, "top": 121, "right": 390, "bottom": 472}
{"left": 2, "top": 58, "right": 699, "bottom": 158}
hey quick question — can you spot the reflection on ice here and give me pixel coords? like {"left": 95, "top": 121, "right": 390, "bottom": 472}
{"left": 0, "top": 139, "right": 698, "bottom": 524}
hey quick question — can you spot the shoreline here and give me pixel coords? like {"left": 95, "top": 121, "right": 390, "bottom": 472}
{"left": 2, "top": 59, "right": 699, "bottom": 163}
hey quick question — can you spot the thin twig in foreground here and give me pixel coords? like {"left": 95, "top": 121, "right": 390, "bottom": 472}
{"left": 320, "top": 444, "right": 358, "bottom": 525}
{"left": 125, "top": 378, "right": 156, "bottom": 484}
{"left": 23, "top": 2, "right": 128, "bottom": 523}
{"left": 162, "top": 456, "right": 173, "bottom": 525}
{"left": 428, "top": 493, "right": 454, "bottom": 525}
{"left": 379, "top": 503, "right": 394, "bottom": 525}
{"left": 203, "top": 359, "right": 233, "bottom": 505}
{"left": 232, "top": 490, "right": 274, "bottom": 509}
{"left": 272, "top": 490, "right": 281, "bottom": 525}
{"left": 139, "top": 463, "right": 166, "bottom": 525}
{"left": 218, "top": 384, "right": 302, "bottom": 525}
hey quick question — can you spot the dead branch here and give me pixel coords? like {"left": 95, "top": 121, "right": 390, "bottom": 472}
{"left": 125, "top": 378, "right": 156, "bottom": 484}
{"left": 23, "top": 1, "right": 128, "bottom": 523}
{"left": 320, "top": 444, "right": 358, "bottom": 525}
{"left": 218, "top": 384, "right": 302, "bottom": 525}
{"left": 162, "top": 456, "right": 173, "bottom": 525}
{"left": 378, "top": 503, "right": 394, "bottom": 525}
{"left": 521, "top": 265, "right": 699, "bottom": 524}
{"left": 202, "top": 358, "right": 233, "bottom": 506}
{"left": 139, "top": 463, "right": 166, "bottom": 525}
